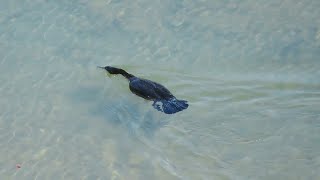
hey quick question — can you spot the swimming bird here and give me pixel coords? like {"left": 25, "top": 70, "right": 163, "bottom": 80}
{"left": 98, "top": 66, "right": 188, "bottom": 114}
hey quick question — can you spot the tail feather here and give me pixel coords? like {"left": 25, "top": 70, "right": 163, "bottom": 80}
{"left": 152, "top": 98, "right": 188, "bottom": 114}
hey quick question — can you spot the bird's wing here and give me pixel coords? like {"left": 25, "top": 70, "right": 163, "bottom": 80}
{"left": 129, "top": 79, "right": 158, "bottom": 99}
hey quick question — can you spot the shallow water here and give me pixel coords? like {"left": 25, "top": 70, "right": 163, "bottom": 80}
{"left": 0, "top": 0, "right": 320, "bottom": 179}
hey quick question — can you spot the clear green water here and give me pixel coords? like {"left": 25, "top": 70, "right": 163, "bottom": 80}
{"left": 0, "top": 0, "right": 320, "bottom": 179}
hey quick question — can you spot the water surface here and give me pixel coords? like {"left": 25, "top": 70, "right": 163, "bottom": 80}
{"left": 0, "top": 0, "right": 320, "bottom": 179}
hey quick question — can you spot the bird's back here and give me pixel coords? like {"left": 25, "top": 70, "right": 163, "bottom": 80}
{"left": 129, "top": 78, "right": 174, "bottom": 100}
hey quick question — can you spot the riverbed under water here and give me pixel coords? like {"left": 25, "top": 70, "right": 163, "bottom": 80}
{"left": 0, "top": 0, "right": 320, "bottom": 179}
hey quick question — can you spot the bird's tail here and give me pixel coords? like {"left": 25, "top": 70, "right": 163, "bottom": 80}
{"left": 153, "top": 98, "right": 189, "bottom": 114}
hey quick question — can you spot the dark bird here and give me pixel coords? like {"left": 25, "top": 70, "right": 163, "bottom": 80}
{"left": 98, "top": 66, "right": 188, "bottom": 114}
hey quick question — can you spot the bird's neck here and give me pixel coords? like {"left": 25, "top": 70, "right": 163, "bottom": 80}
{"left": 117, "top": 69, "right": 135, "bottom": 79}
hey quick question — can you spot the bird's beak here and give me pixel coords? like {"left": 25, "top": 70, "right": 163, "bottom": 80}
{"left": 97, "top": 66, "right": 112, "bottom": 77}
{"left": 97, "top": 66, "right": 105, "bottom": 69}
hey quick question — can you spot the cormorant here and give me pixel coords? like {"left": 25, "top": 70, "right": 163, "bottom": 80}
{"left": 98, "top": 66, "right": 188, "bottom": 114}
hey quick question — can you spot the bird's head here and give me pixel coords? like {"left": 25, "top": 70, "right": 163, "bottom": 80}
{"left": 97, "top": 66, "right": 123, "bottom": 74}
